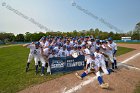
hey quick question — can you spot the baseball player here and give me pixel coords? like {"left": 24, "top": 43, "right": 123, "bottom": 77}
{"left": 23, "top": 42, "right": 34, "bottom": 72}
{"left": 108, "top": 37, "right": 118, "bottom": 69}
{"left": 23, "top": 42, "right": 46, "bottom": 76}
{"left": 81, "top": 45, "right": 91, "bottom": 68}
{"left": 75, "top": 54, "right": 109, "bottom": 89}
{"left": 94, "top": 47, "right": 110, "bottom": 74}
{"left": 58, "top": 45, "right": 69, "bottom": 57}
{"left": 100, "top": 39, "right": 114, "bottom": 69}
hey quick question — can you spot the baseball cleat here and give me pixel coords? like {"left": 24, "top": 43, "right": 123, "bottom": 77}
{"left": 115, "top": 66, "right": 118, "bottom": 69}
{"left": 104, "top": 83, "right": 109, "bottom": 88}
{"left": 100, "top": 83, "right": 109, "bottom": 89}
{"left": 75, "top": 73, "right": 83, "bottom": 80}
{"left": 26, "top": 67, "right": 29, "bottom": 72}
{"left": 40, "top": 74, "right": 45, "bottom": 76}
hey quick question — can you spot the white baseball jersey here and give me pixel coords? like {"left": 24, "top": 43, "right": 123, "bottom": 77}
{"left": 109, "top": 42, "right": 117, "bottom": 53}
{"left": 43, "top": 48, "right": 49, "bottom": 56}
{"left": 94, "top": 52, "right": 106, "bottom": 67}
{"left": 27, "top": 45, "right": 41, "bottom": 56}
{"left": 45, "top": 41, "right": 49, "bottom": 47}
{"left": 58, "top": 49, "right": 69, "bottom": 57}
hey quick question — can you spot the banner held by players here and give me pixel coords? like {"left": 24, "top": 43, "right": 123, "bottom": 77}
{"left": 49, "top": 55, "right": 85, "bottom": 74}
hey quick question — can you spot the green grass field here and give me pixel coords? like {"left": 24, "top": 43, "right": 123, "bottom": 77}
{"left": 0, "top": 45, "right": 135, "bottom": 93}
{"left": 116, "top": 46, "right": 135, "bottom": 56}
{"left": 134, "top": 82, "right": 140, "bottom": 93}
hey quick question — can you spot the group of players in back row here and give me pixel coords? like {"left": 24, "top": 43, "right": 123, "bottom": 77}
{"left": 23, "top": 36, "right": 118, "bottom": 89}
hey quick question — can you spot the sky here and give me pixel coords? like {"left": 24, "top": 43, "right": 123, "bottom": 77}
{"left": 0, "top": 0, "right": 140, "bottom": 35}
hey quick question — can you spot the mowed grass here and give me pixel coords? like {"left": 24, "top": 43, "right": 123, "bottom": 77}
{"left": 0, "top": 45, "right": 135, "bottom": 93}
{"left": 134, "top": 82, "right": 140, "bottom": 93}
{"left": 116, "top": 46, "right": 135, "bottom": 56}
{"left": 0, "top": 45, "right": 65, "bottom": 93}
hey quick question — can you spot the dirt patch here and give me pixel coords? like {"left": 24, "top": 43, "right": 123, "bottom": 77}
{"left": 76, "top": 55, "right": 140, "bottom": 93}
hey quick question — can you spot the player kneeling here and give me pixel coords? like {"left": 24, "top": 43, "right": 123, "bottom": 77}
{"left": 75, "top": 54, "right": 109, "bottom": 89}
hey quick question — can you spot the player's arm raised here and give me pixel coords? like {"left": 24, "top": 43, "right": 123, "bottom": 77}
{"left": 22, "top": 42, "right": 34, "bottom": 47}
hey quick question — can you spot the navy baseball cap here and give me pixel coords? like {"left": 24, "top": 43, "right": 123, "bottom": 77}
{"left": 90, "top": 53, "right": 95, "bottom": 57}
{"left": 35, "top": 42, "right": 40, "bottom": 46}
{"left": 96, "top": 47, "right": 100, "bottom": 50}
{"left": 49, "top": 46, "right": 53, "bottom": 50}
{"left": 96, "top": 39, "right": 100, "bottom": 43}
{"left": 102, "top": 40, "right": 107, "bottom": 43}
{"left": 108, "top": 37, "right": 113, "bottom": 41}
{"left": 91, "top": 38, "right": 95, "bottom": 41}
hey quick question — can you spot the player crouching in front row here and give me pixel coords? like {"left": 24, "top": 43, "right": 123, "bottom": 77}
{"left": 23, "top": 42, "right": 46, "bottom": 76}
{"left": 75, "top": 54, "right": 109, "bottom": 89}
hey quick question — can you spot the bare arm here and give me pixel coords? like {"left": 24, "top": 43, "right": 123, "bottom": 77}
{"left": 22, "top": 44, "right": 30, "bottom": 47}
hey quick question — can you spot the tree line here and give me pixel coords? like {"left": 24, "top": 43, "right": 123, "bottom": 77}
{"left": 0, "top": 28, "right": 139, "bottom": 44}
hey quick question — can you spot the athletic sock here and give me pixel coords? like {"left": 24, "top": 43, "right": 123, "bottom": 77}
{"left": 114, "top": 60, "right": 118, "bottom": 69}
{"left": 81, "top": 72, "right": 87, "bottom": 78}
{"left": 35, "top": 65, "right": 38, "bottom": 74}
{"left": 26, "top": 63, "right": 30, "bottom": 72}
{"left": 112, "top": 63, "right": 115, "bottom": 69}
{"left": 105, "top": 61, "right": 109, "bottom": 68}
{"left": 98, "top": 76, "right": 104, "bottom": 85}
{"left": 107, "top": 69, "right": 111, "bottom": 74}
{"left": 38, "top": 61, "right": 41, "bottom": 67}
{"left": 41, "top": 66, "right": 45, "bottom": 74}
{"left": 26, "top": 63, "right": 30, "bottom": 68}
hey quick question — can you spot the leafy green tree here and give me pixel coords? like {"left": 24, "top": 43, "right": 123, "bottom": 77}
{"left": 16, "top": 34, "right": 25, "bottom": 42}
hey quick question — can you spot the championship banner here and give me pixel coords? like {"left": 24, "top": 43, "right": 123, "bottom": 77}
{"left": 49, "top": 55, "right": 85, "bottom": 74}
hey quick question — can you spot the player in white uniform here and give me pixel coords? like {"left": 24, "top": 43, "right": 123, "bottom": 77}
{"left": 70, "top": 46, "right": 79, "bottom": 57}
{"left": 100, "top": 39, "right": 114, "bottom": 69}
{"left": 89, "top": 38, "right": 96, "bottom": 54}
{"left": 58, "top": 45, "right": 69, "bottom": 57}
{"left": 47, "top": 49, "right": 58, "bottom": 73}
{"left": 100, "top": 40, "right": 109, "bottom": 68}
{"left": 81, "top": 45, "right": 91, "bottom": 68}
{"left": 23, "top": 42, "right": 46, "bottom": 76}
{"left": 77, "top": 46, "right": 83, "bottom": 55}
{"left": 108, "top": 37, "right": 118, "bottom": 69}
{"left": 75, "top": 54, "right": 109, "bottom": 89}
{"left": 95, "top": 39, "right": 101, "bottom": 49}
{"left": 23, "top": 42, "right": 35, "bottom": 72}
{"left": 94, "top": 47, "right": 110, "bottom": 74}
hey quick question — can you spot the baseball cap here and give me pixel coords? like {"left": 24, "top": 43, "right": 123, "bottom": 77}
{"left": 108, "top": 37, "right": 113, "bottom": 41}
{"left": 35, "top": 42, "right": 40, "bottom": 46}
{"left": 96, "top": 39, "right": 100, "bottom": 43}
{"left": 96, "top": 47, "right": 100, "bottom": 50}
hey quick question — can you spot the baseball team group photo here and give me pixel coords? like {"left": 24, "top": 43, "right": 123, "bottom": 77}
{"left": 0, "top": 0, "right": 140, "bottom": 93}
